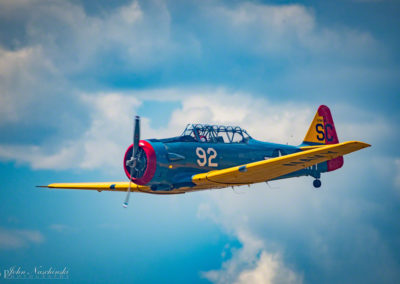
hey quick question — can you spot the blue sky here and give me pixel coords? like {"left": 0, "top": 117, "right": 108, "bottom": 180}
{"left": 0, "top": 0, "right": 399, "bottom": 283}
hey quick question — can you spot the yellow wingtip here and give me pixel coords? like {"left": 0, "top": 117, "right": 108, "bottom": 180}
{"left": 346, "top": 141, "right": 371, "bottom": 148}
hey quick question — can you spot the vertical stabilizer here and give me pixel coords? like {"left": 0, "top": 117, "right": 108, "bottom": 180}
{"left": 303, "top": 105, "right": 343, "bottom": 171}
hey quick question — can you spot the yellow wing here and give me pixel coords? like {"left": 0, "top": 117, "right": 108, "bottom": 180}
{"left": 192, "top": 141, "right": 370, "bottom": 186}
{"left": 38, "top": 182, "right": 150, "bottom": 193}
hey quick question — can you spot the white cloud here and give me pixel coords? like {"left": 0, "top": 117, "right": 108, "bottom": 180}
{"left": 0, "top": 143, "right": 82, "bottom": 169}
{"left": 120, "top": 1, "right": 143, "bottom": 24}
{"left": 329, "top": 103, "right": 391, "bottom": 146}
{"left": 236, "top": 251, "right": 301, "bottom": 284}
{"left": 0, "top": 0, "right": 381, "bottom": 80}
{"left": 0, "top": 46, "right": 60, "bottom": 124}
{"left": 78, "top": 94, "right": 142, "bottom": 169}
{"left": 0, "top": 93, "right": 141, "bottom": 170}
{"left": 168, "top": 90, "right": 312, "bottom": 144}
{"left": 0, "top": 0, "right": 388, "bottom": 139}
{"left": 202, "top": 229, "right": 302, "bottom": 284}
{"left": 15, "top": 0, "right": 175, "bottom": 73}
{"left": 0, "top": 0, "right": 181, "bottom": 129}
{"left": 205, "top": 2, "right": 377, "bottom": 58}
{"left": 211, "top": 3, "right": 315, "bottom": 54}
{"left": 0, "top": 227, "right": 44, "bottom": 249}
{"left": 49, "top": 224, "right": 72, "bottom": 233}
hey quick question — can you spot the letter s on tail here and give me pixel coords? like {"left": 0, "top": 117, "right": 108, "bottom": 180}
{"left": 303, "top": 105, "right": 343, "bottom": 171}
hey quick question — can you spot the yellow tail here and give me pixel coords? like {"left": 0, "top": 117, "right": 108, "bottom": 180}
{"left": 303, "top": 105, "right": 339, "bottom": 145}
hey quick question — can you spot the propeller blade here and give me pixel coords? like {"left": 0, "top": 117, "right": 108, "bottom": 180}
{"left": 123, "top": 115, "right": 140, "bottom": 208}
{"left": 123, "top": 165, "right": 135, "bottom": 208}
{"left": 133, "top": 115, "right": 140, "bottom": 157}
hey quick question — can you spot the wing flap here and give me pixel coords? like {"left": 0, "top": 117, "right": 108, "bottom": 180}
{"left": 192, "top": 141, "right": 370, "bottom": 186}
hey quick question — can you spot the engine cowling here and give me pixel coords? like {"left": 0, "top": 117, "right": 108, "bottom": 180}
{"left": 123, "top": 140, "right": 157, "bottom": 185}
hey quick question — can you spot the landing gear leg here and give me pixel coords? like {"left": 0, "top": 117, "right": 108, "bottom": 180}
{"left": 313, "top": 179, "right": 321, "bottom": 188}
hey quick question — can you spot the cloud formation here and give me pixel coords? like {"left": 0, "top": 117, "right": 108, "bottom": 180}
{"left": 0, "top": 93, "right": 141, "bottom": 170}
{"left": 202, "top": 229, "right": 302, "bottom": 284}
{"left": 0, "top": 227, "right": 44, "bottom": 249}
{"left": 0, "top": 0, "right": 393, "bottom": 138}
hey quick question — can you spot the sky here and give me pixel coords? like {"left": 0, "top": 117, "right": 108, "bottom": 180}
{"left": 0, "top": 0, "right": 399, "bottom": 283}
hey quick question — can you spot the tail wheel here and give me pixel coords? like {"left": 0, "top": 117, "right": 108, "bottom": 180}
{"left": 313, "top": 179, "right": 321, "bottom": 188}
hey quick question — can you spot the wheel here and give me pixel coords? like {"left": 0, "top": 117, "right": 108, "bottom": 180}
{"left": 313, "top": 179, "right": 321, "bottom": 188}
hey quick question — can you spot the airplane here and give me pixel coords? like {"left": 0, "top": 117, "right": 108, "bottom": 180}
{"left": 38, "top": 105, "right": 370, "bottom": 207}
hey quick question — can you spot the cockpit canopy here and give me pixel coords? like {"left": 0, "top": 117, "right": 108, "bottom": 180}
{"left": 181, "top": 124, "right": 251, "bottom": 143}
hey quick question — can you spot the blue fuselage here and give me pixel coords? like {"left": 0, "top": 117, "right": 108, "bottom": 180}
{"left": 139, "top": 138, "right": 326, "bottom": 191}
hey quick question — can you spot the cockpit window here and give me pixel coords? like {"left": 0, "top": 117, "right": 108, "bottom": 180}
{"left": 181, "top": 124, "right": 251, "bottom": 143}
